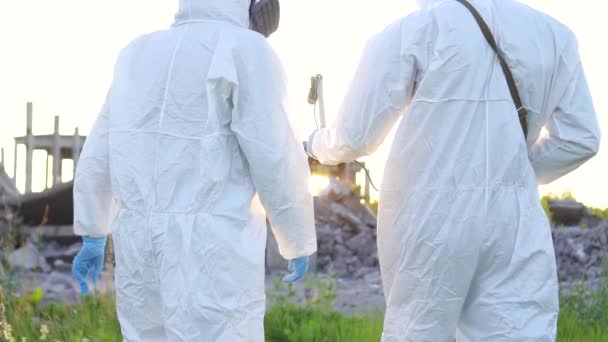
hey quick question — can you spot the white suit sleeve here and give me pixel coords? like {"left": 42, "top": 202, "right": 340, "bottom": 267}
{"left": 73, "top": 91, "right": 116, "bottom": 237}
{"left": 309, "top": 21, "right": 418, "bottom": 165}
{"left": 529, "top": 36, "right": 601, "bottom": 185}
{"left": 231, "top": 40, "right": 317, "bottom": 260}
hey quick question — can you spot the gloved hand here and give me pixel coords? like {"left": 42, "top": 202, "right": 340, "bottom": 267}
{"left": 282, "top": 256, "right": 310, "bottom": 283}
{"left": 72, "top": 236, "right": 107, "bottom": 295}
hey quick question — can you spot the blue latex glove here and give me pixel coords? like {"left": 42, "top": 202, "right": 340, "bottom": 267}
{"left": 282, "top": 256, "right": 310, "bottom": 283}
{"left": 72, "top": 236, "right": 107, "bottom": 295}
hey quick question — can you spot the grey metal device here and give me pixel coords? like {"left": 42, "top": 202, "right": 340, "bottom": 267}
{"left": 307, "top": 74, "right": 326, "bottom": 128}
{"left": 306, "top": 75, "right": 379, "bottom": 194}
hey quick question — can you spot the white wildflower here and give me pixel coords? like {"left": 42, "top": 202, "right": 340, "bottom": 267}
{"left": 39, "top": 323, "right": 49, "bottom": 340}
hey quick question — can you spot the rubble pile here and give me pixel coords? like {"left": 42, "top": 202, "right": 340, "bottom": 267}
{"left": 550, "top": 200, "right": 608, "bottom": 283}
{"left": 552, "top": 221, "right": 608, "bottom": 283}
{"left": 312, "top": 193, "right": 608, "bottom": 284}
{"left": 313, "top": 180, "right": 379, "bottom": 278}
{"left": 552, "top": 224, "right": 608, "bottom": 282}
{"left": 2, "top": 188, "right": 607, "bottom": 303}
{"left": 1, "top": 225, "right": 85, "bottom": 303}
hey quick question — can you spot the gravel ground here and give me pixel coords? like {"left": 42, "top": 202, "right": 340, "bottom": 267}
{"left": 5, "top": 268, "right": 604, "bottom": 317}
{"left": 266, "top": 271, "right": 386, "bottom": 314}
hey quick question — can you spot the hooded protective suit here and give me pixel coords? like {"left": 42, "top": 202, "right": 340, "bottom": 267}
{"left": 309, "top": 0, "right": 600, "bottom": 340}
{"left": 73, "top": 0, "right": 317, "bottom": 340}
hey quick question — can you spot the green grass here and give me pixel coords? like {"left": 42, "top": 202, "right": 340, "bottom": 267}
{"left": 266, "top": 303, "right": 383, "bottom": 342}
{"left": 1, "top": 276, "right": 607, "bottom": 342}
{"left": 557, "top": 276, "right": 608, "bottom": 342}
{"left": 557, "top": 309, "right": 607, "bottom": 342}
{"left": 0, "top": 290, "right": 122, "bottom": 341}
{"left": 265, "top": 277, "right": 383, "bottom": 341}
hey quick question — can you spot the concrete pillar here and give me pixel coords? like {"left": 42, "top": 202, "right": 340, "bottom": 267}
{"left": 72, "top": 127, "right": 82, "bottom": 179}
{"left": 13, "top": 142, "right": 18, "bottom": 187}
{"left": 52, "top": 116, "right": 61, "bottom": 186}
{"left": 25, "top": 102, "right": 33, "bottom": 194}
{"left": 45, "top": 153, "right": 50, "bottom": 189}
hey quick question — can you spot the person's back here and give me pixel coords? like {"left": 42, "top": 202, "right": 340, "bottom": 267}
{"left": 109, "top": 17, "right": 259, "bottom": 215}
{"left": 308, "top": 0, "right": 600, "bottom": 340}
{"left": 384, "top": 0, "right": 599, "bottom": 194}
{"left": 73, "top": 1, "right": 317, "bottom": 341}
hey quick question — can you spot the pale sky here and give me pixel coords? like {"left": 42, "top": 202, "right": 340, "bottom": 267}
{"left": 0, "top": 1, "right": 606, "bottom": 207}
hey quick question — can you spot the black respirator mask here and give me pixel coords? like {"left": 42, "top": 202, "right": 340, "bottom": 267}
{"left": 249, "top": 0, "right": 280, "bottom": 38}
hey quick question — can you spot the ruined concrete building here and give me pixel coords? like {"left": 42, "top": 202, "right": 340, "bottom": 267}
{"left": 3, "top": 102, "right": 378, "bottom": 275}
{"left": 4, "top": 102, "right": 374, "bottom": 225}
{"left": 2, "top": 103, "right": 85, "bottom": 225}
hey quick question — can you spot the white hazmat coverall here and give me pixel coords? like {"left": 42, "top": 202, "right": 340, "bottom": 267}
{"left": 73, "top": 0, "right": 317, "bottom": 341}
{"left": 309, "top": 0, "right": 600, "bottom": 341}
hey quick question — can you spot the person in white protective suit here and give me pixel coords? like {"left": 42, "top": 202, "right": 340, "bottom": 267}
{"left": 71, "top": 0, "right": 317, "bottom": 341}
{"left": 308, "top": 0, "right": 600, "bottom": 340}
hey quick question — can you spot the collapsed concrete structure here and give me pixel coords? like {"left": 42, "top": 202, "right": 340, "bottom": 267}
{"left": 2, "top": 103, "right": 85, "bottom": 225}
{"left": 552, "top": 223, "right": 608, "bottom": 282}
{"left": 13, "top": 102, "right": 85, "bottom": 194}
{"left": 4, "top": 102, "right": 380, "bottom": 283}
{"left": 266, "top": 180, "right": 378, "bottom": 276}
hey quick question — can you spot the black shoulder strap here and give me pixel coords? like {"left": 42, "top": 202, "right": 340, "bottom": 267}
{"left": 455, "top": 0, "right": 528, "bottom": 139}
